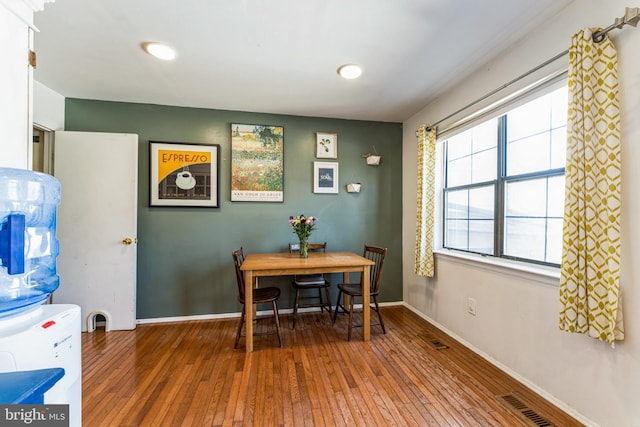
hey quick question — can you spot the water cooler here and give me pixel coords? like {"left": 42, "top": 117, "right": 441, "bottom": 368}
{"left": 0, "top": 167, "right": 81, "bottom": 427}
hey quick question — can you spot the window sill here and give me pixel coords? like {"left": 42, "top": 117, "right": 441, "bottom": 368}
{"left": 433, "top": 249, "right": 561, "bottom": 287}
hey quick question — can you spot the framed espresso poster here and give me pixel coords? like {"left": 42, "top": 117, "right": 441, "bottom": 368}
{"left": 149, "top": 141, "right": 220, "bottom": 207}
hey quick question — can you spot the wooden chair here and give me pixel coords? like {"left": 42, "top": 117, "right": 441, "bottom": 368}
{"left": 237, "top": 246, "right": 245, "bottom": 263}
{"left": 288, "top": 242, "right": 333, "bottom": 329}
{"left": 232, "top": 248, "right": 282, "bottom": 348}
{"left": 332, "top": 245, "right": 387, "bottom": 341}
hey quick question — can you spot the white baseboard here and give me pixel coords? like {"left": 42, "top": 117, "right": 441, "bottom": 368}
{"left": 137, "top": 312, "right": 238, "bottom": 324}
{"left": 136, "top": 300, "right": 404, "bottom": 325}
{"left": 401, "top": 302, "right": 597, "bottom": 427}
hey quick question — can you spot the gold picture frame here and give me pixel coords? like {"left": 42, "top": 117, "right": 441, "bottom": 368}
{"left": 316, "top": 132, "right": 337, "bottom": 159}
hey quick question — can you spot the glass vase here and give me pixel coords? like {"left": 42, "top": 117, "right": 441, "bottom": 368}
{"left": 299, "top": 238, "right": 309, "bottom": 258}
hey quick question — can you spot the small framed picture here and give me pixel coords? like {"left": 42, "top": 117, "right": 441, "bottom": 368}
{"left": 313, "top": 162, "right": 339, "bottom": 194}
{"left": 316, "top": 132, "right": 337, "bottom": 159}
{"left": 149, "top": 141, "right": 220, "bottom": 207}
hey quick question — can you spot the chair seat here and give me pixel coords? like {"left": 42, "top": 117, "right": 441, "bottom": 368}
{"left": 240, "top": 286, "right": 281, "bottom": 304}
{"left": 337, "top": 283, "right": 363, "bottom": 296}
{"left": 293, "top": 274, "right": 327, "bottom": 287}
{"left": 337, "top": 282, "right": 379, "bottom": 297}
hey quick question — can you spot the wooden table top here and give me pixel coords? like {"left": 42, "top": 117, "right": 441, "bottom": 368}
{"left": 240, "top": 251, "right": 374, "bottom": 276}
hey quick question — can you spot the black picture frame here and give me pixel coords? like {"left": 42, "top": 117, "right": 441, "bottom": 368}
{"left": 149, "top": 141, "right": 220, "bottom": 207}
{"left": 231, "top": 123, "right": 284, "bottom": 202}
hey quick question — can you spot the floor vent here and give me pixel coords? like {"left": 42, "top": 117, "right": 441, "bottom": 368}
{"left": 428, "top": 339, "right": 449, "bottom": 350}
{"left": 497, "top": 393, "right": 556, "bottom": 427}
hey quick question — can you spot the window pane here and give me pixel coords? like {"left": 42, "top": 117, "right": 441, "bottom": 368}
{"left": 547, "top": 175, "right": 565, "bottom": 217}
{"left": 504, "top": 217, "right": 562, "bottom": 263}
{"left": 445, "top": 118, "right": 497, "bottom": 187}
{"left": 468, "top": 219, "right": 494, "bottom": 254}
{"left": 444, "top": 186, "right": 494, "bottom": 255}
{"left": 447, "top": 132, "right": 472, "bottom": 161}
{"left": 505, "top": 176, "right": 564, "bottom": 219}
{"left": 504, "top": 217, "right": 547, "bottom": 261}
{"left": 447, "top": 156, "right": 471, "bottom": 187}
{"left": 468, "top": 186, "right": 494, "bottom": 253}
{"left": 505, "top": 179, "right": 547, "bottom": 217}
{"left": 446, "top": 189, "right": 468, "bottom": 219}
{"left": 445, "top": 219, "right": 468, "bottom": 250}
{"left": 469, "top": 186, "right": 494, "bottom": 219}
{"left": 550, "top": 127, "right": 567, "bottom": 169}
{"left": 471, "top": 118, "right": 498, "bottom": 152}
{"left": 506, "top": 86, "right": 568, "bottom": 177}
{"left": 507, "top": 97, "right": 550, "bottom": 141}
{"left": 504, "top": 176, "right": 564, "bottom": 264}
{"left": 507, "top": 133, "right": 551, "bottom": 176}
{"left": 471, "top": 148, "right": 496, "bottom": 183}
{"left": 550, "top": 86, "right": 568, "bottom": 128}
{"left": 546, "top": 218, "right": 563, "bottom": 264}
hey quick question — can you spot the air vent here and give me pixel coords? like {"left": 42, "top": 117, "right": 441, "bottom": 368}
{"left": 428, "top": 339, "right": 449, "bottom": 350}
{"left": 497, "top": 393, "right": 556, "bottom": 427}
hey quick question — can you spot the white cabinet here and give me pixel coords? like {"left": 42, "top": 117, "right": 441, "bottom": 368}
{"left": 0, "top": 0, "right": 55, "bottom": 169}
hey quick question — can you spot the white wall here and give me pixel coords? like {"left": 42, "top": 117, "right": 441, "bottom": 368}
{"left": 402, "top": 1, "right": 640, "bottom": 426}
{"left": 34, "top": 80, "right": 65, "bottom": 130}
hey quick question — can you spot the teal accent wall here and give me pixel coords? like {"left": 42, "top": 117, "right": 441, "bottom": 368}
{"left": 65, "top": 99, "right": 403, "bottom": 320}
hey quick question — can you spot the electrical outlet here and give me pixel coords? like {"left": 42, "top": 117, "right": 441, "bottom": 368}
{"left": 467, "top": 297, "right": 477, "bottom": 316}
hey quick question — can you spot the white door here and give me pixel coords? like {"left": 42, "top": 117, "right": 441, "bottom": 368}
{"left": 53, "top": 131, "right": 138, "bottom": 331}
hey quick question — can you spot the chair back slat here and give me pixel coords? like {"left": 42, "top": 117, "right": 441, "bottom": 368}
{"left": 232, "top": 248, "right": 245, "bottom": 301}
{"left": 363, "top": 245, "right": 387, "bottom": 293}
{"left": 288, "top": 242, "right": 327, "bottom": 253}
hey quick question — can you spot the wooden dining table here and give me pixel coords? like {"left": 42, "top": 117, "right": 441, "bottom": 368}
{"left": 240, "top": 251, "right": 375, "bottom": 351}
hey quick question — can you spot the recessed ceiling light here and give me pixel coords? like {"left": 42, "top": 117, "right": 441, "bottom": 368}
{"left": 141, "top": 42, "right": 176, "bottom": 61}
{"left": 337, "top": 64, "right": 362, "bottom": 79}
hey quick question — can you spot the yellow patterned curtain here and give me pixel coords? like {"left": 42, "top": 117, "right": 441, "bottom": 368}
{"left": 559, "top": 28, "right": 624, "bottom": 345}
{"left": 415, "top": 125, "right": 436, "bottom": 277}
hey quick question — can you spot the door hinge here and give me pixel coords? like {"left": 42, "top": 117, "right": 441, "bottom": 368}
{"left": 29, "top": 50, "right": 36, "bottom": 68}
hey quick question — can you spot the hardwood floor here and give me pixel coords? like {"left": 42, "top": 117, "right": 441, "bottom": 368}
{"left": 81, "top": 306, "right": 583, "bottom": 426}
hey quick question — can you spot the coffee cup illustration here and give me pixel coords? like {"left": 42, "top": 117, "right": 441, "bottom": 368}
{"left": 175, "top": 171, "right": 196, "bottom": 190}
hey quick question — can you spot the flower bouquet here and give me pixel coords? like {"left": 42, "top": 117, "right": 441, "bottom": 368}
{"left": 289, "top": 214, "right": 317, "bottom": 257}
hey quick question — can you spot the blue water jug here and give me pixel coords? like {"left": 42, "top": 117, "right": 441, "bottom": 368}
{"left": 0, "top": 168, "right": 61, "bottom": 317}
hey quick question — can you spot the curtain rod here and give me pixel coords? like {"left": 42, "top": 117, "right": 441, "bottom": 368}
{"left": 422, "top": 7, "right": 640, "bottom": 133}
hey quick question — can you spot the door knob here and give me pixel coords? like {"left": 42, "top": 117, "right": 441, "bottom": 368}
{"left": 122, "top": 237, "right": 135, "bottom": 245}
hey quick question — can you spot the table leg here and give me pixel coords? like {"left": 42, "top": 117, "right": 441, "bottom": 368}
{"left": 252, "top": 277, "right": 258, "bottom": 318}
{"left": 244, "top": 270, "right": 254, "bottom": 352}
{"left": 342, "top": 271, "right": 350, "bottom": 307}
{"left": 362, "top": 265, "right": 370, "bottom": 341}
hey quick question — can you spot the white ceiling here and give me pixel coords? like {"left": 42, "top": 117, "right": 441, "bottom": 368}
{"left": 33, "top": 0, "right": 575, "bottom": 123}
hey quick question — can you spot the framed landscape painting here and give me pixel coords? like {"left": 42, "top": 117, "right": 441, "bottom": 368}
{"left": 231, "top": 124, "right": 284, "bottom": 202}
{"left": 149, "top": 141, "right": 220, "bottom": 207}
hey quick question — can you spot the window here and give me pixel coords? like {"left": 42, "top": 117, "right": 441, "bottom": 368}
{"left": 442, "top": 85, "right": 567, "bottom": 266}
